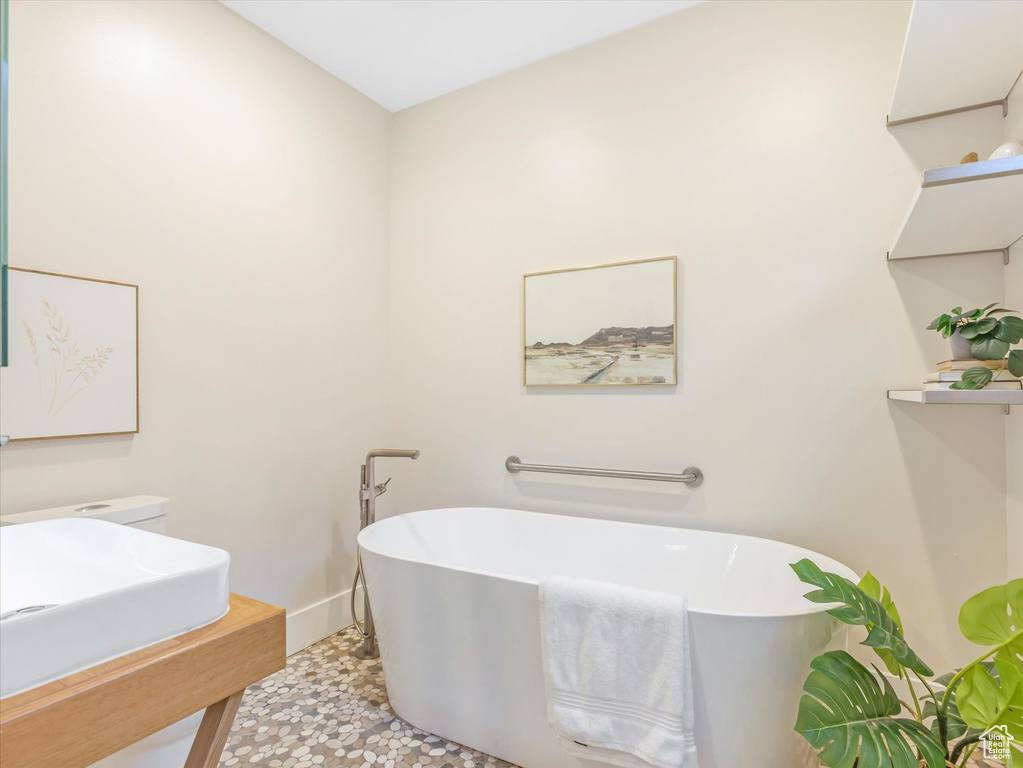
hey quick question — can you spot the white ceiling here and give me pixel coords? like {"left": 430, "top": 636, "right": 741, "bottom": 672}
{"left": 219, "top": 0, "right": 702, "bottom": 112}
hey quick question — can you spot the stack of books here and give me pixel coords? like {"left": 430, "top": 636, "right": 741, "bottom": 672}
{"left": 925, "top": 359, "right": 1023, "bottom": 390}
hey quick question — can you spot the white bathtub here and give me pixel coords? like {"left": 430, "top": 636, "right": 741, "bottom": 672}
{"left": 359, "top": 508, "right": 856, "bottom": 768}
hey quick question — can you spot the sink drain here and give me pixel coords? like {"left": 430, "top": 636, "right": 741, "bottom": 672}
{"left": 0, "top": 604, "right": 58, "bottom": 621}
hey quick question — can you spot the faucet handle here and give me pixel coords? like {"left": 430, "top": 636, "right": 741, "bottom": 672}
{"left": 375, "top": 477, "right": 392, "bottom": 496}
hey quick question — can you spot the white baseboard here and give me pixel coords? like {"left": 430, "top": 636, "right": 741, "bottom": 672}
{"left": 285, "top": 586, "right": 362, "bottom": 656}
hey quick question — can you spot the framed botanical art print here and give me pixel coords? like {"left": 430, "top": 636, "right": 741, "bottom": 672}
{"left": 0, "top": 268, "right": 138, "bottom": 441}
{"left": 523, "top": 256, "right": 676, "bottom": 386}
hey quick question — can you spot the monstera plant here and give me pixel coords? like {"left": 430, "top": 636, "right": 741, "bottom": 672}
{"left": 790, "top": 560, "right": 1022, "bottom": 768}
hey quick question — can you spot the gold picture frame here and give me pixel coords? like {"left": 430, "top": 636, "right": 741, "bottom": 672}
{"left": 1, "top": 267, "right": 139, "bottom": 441}
{"left": 522, "top": 255, "right": 677, "bottom": 387}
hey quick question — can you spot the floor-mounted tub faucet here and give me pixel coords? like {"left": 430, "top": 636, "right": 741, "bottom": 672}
{"left": 351, "top": 448, "right": 419, "bottom": 659}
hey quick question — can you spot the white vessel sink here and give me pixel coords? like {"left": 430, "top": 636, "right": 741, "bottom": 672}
{"left": 0, "top": 518, "right": 230, "bottom": 699}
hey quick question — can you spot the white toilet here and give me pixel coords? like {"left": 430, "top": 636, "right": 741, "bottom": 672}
{"left": 0, "top": 497, "right": 208, "bottom": 768}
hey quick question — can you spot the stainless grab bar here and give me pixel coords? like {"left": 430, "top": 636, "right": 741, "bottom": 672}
{"left": 505, "top": 456, "right": 703, "bottom": 488}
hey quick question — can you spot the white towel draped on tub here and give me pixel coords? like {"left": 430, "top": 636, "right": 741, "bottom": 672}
{"left": 538, "top": 576, "right": 698, "bottom": 768}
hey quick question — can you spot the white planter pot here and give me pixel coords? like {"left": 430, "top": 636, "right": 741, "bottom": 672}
{"left": 950, "top": 329, "right": 976, "bottom": 360}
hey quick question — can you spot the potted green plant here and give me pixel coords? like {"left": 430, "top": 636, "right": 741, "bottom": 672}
{"left": 927, "top": 304, "right": 1023, "bottom": 389}
{"left": 790, "top": 561, "right": 1021, "bottom": 767}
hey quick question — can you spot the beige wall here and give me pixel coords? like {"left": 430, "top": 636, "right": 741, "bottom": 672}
{"left": 1, "top": 0, "right": 1015, "bottom": 668}
{"left": 1006, "top": 82, "right": 1023, "bottom": 580}
{"left": 387, "top": 0, "right": 1009, "bottom": 670}
{"left": 0, "top": 0, "right": 391, "bottom": 651}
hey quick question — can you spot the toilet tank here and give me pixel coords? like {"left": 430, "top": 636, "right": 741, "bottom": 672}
{"left": 0, "top": 496, "right": 170, "bottom": 533}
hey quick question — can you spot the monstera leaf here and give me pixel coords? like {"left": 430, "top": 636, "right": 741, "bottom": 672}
{"left": 792, "top": 560, "right": 933, "bottom": 676}
{"left": 922, "top": 695, "right": 970, "bottom": 740}
{"left": 794, "top": 651, "right": 946, "bottom": 768}
{"left": 959, "top": 579, "right": 1023, "bottom": 659}
{"left": 921, "top": 666, "right": 996, "bottom": 741}
{"left": 953, "top": 580, "right": 1023, "bottom": 762}
{"left": 858, "top": 571, "right": 906, "bottom": 677}
{"left": 957, "top": 656, "right": 1023, "bottom": 740}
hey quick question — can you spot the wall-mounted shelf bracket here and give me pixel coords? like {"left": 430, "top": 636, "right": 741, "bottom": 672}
{"left": 886, "top": 248, "right": 1009, "bottom": 265}
{"left": 886, "top": 98, "right": 1008, "bottom": 128}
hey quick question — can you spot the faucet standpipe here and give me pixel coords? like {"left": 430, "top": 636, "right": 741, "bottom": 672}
{"left": 351, "top": 450, "right": 419, "bottom": 660}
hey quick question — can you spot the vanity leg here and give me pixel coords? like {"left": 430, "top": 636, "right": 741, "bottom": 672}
{"left": 183, "top": 690, "right": 245, "bottom": 768}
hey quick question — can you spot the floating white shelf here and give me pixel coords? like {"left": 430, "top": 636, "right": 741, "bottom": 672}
{"left": 887, "top": 155, "right": 1023, "bottom": 261}
{"left": 888, "top": 0, "right": 1023, "bottom": 126}
{"left": 888, "top": 389, "right": 1023, "bottom": 405}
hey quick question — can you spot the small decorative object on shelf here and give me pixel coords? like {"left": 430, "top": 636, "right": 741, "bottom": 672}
{"left": 960, "top": 151, "right": 979, "bottom": 164}
{"left": 790, "top": 562, "right": 1022, "bottom": 768}
{"left": 927, "top": 304, "right": 1023, "bottom": 389}
{"left": 988, "top": 139, "right": 1023, "bottom": 161}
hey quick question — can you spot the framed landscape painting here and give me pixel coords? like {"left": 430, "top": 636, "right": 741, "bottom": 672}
{"left": 0, "top": 268, "right": 138, "bottom": 440}
{"left": 523, "top": 256, "right": 676, "bottom": 386}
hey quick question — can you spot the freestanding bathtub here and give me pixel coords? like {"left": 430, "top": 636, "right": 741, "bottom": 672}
{"left": 359, "top": 508, "right": 856, "bottom": 768}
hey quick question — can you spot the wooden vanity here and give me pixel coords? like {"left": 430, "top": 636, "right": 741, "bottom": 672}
{"left": 0, "top": 594, "right": 285, "bottom": 768}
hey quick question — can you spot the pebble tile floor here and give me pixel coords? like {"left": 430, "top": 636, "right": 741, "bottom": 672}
{"left": 219, "top": 626, "right": 514, "bottom": 768}
{"left": 219, "top": 626, "right": 1003, "bottom": 768}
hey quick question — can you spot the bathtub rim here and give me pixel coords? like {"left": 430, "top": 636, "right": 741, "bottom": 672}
{"left": 359, "top": 506, "right": 860, "bottom": 620}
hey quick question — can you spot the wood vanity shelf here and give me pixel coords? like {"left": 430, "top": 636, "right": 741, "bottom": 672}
{"left": 0, "top": 594, "right": 285, "bottom": 768}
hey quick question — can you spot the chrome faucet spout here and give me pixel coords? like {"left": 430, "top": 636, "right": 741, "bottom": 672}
{"left": 365, "top": 449, "right": 419, "bottom": 462}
